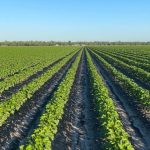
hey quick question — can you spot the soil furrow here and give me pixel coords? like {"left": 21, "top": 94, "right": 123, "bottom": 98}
{"left": 89, "top": 50, "right": 150, "bottom": 150}
{"left": 52, "top": 50, "right": 100, "bottom": 150}
{"left": 0, "top": 51, "right": 75, "bottom": 101}
{"left": 0, "top": 51, "right": 79, "bottom": 150}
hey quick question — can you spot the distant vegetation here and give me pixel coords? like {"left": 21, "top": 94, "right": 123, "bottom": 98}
{"left": 1, "top": 41, "right": 150, "bottom": 46}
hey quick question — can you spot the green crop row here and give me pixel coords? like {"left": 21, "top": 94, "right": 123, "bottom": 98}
{"left": 0, "top": 51, "right": 78, "bottom": 126}
{"left": 93, "top": 48, "right": 150, "bottom": 72}
{"left": 0, "top": 50, "right": 76, "bottom": 98}
{"left": 89, "top": 50, "right": 150, "bottom": 110}
{"left": 86, "top": 50, "right": 134, "bottom": 150}
{"left": 0, "top": 46, "right": 79, "bottom": 80}
{"left": 112, "top": 47, "right": 150, "bottom": 61}
{"left": 93, "top": 49, "right": 150, "bottom": 88}
{"left": 89, "top": 46, "right": 150, "bottom": 64}
{"left": 20, "top": 51, "right": 82, "bottom": 150}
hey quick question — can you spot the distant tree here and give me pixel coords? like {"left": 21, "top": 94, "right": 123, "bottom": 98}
{"left": 68, "top": 41, "right": 72, "bottom": 45}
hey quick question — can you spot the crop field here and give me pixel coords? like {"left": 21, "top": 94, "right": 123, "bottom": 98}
{"left": 0, "top": 45, "right": 150, "bottom": 150}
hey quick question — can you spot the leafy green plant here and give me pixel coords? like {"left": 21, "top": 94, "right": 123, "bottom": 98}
{"left": 0, "top": 51, "right": 78, "bottom": 126}
{"left": 20, "top": 51, "right": 82, "bottom": 150}
{"left": 98, "top": 49, "right": 150, "bottom": 72}
{"left": 86, "top": 50, "right": 134, "bottom": 150}
{"left": 89, "top": 49, "right": 150, "bottom": 110}
{"left": 93, "top": 49, "right": 150, "bottom": 88}
{"left": 0, "top": 46, "right": 79, "bottom": 80}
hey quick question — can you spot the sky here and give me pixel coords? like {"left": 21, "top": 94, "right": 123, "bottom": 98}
{"left": 0, "top": 0, "right": 150, "bottom": 41}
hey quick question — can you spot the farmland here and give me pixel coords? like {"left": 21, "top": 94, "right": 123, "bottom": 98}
{"left": 0, "top": 45, "right": 150, "bottom": 150}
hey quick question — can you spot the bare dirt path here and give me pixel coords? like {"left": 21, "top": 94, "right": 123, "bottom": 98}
{"left": 52, "top": 50, "right": 100, "bottom": 150}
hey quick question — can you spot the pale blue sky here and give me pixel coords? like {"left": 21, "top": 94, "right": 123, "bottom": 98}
{"left": 0, "top": 0, "right": 150, "bottom": 41}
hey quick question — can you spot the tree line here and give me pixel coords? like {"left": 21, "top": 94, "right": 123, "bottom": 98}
{"left": 0, "top": 41, "right": 150, "bottom": 46}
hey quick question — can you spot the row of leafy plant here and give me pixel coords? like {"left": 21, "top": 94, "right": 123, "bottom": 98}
{"left": 0, "top": 46, "right": 78, "bottom": 80}
{"left": 0, "top": 51, "right": 78, "bottom": 126}
{"left": 86, "top": 50, "right": 134, "bottom": 150}
{"left": 110, "top": 46, "right": 150, "bottom": 61}
{"left": 0, "top": 50, "right": 40, "bottom": 80}
{"left": 92, "top": 49, "right": 150, "bottom": 89}
{"left": 93, "top": 47, "right": 150, "bottom": 72}
{"left": 89, "top": 50, "right": 150, "bottom": 111}
{"left": 0, "top": 50, "right": 76, "bottom": 99}
{"left": 89, "top": 46, "right": 150, "bottom": 64}
{"left": 20, "top": 51, "right": 82, "bottom": 150}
